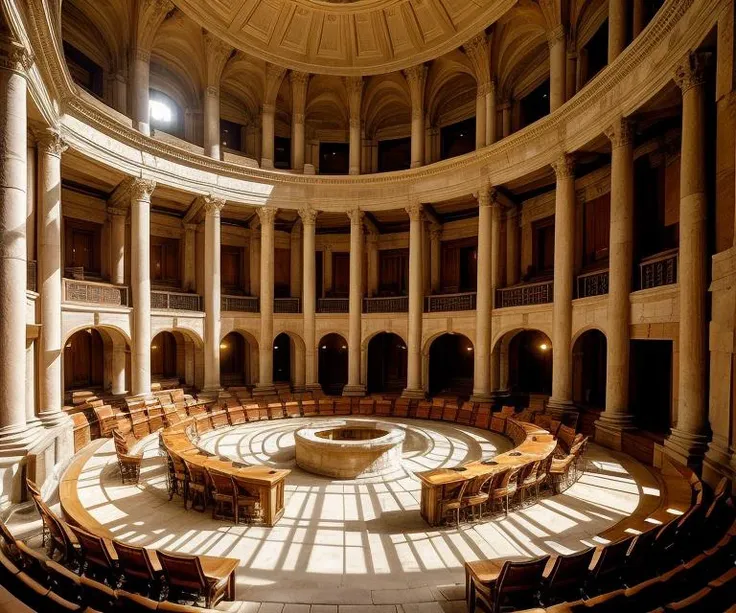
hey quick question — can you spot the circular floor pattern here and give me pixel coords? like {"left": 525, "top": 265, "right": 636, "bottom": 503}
{"left": 75, "top": 418, "right": 647, "bottom": 609}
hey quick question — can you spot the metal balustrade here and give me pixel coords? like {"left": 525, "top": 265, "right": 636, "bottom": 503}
{"left": 151, "top": 290, "right": 202, "bottom": 311}
{"left": 639, "top": 249, "right": 678, "bottom": 289}
{"left": 274, "top": 297, "right": 301, "bottom": 313}
{"left": 577, "top": 269, "right": 609, "bottom": 298}
{"left": 63, "top": 278, "right": 129, "bottom": 307}
{"left": 221, "top": 295, "right": 259, "bottom": 312}
{"left": 424, "top": 292, "right": 477, "bottom": 312}
{"left": 363, "top": 296, "right": 408, "bottom": 313}
{"left": 496, "top": 280, "right": 553, "bottom": 308}
{"left": 317, "top": 298, "right": 349, "bottom": 313}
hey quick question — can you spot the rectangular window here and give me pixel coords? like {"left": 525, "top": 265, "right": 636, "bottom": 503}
{"left": 150, "top": 236, "right": 181, "bottom": 287}
{"left": 64, "top": 218, "right": 102, "bottom": 277}
{"left": 377, "top": 138, "right": 411, "bottom": 172}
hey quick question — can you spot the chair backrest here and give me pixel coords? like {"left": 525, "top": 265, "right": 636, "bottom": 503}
{"left": 46, "top": 559, "right": 82, "bottom": 602}
{"left": 466, "top": 474, "right": 493, "bottom": 497}
{"left": 546, "top": 547, "right": 595, "bottom": 595}
{"left": 495, "top": 555, "right": 550, "bottom": 604}
{"left": 117, "top": 589, "right": 159, "bottom": 611}
{"left": 80, "top": 575, "right": 116, "bottom": 611}
{"left": 0, "top": 517, "right": 15, "bottom": 552}
{"left": 26, "top": 478, "right": 42, "bottom": 500}
{"left": 519, "top": 461, "right": 538, "bottom": 483}
{"left": 207, "top": 469, "right": 234, "bottom": 496}
{"left": 592, "top": 535, "right": 635, "bottom": 580}
{"left": 112, "top": 540, "right": 156, "bottom": 582}
{"left": 157, "top": 551, "right": 207, "bottom": 592}
{"left": 16, "top": 540, "right": 49, "bottom": 579}
{"left": 68, "top": 524, "right": 114, "bottom": 570}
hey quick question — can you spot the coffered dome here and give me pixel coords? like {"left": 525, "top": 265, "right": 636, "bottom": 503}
{"left": 169, "top": 0, "right": 515, "bottom": 75}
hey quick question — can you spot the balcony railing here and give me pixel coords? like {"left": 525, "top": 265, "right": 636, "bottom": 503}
{"left": 639, "top": 249, "right": 678, "bottom": 290}
{"left": 496, "top": 280, "right": 553, "bottom": 308}
{"left": 27, "top": 260, "right": 37, "bottom": 292}
{"left": 63, "top": 279, "right": 129, "bottom": 307}
{"left": 151, "top": 290, "right": 202, "bottom": 312}
{"left": 221, "top": 295, "right": 259, "bottom": 312}
{"left": 274, "top": 297, "right": 301, "bottom": 313}
{"left": 363, "top": 296, "right": 408, "bottom": 313}
{"left": 577, "top": 269, "right": 609, "bottom": 298}
{"left": 317, "top": 298, "right": 349, "bottom": 313}
{"left": 424, "top": 292, "right": 477, "bottom": 313}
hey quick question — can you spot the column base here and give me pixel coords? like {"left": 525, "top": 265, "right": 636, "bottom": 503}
{"left": 545, "top": 398, "right": 576, "bottom": 416}
{"left": 703, "top": 441, "right": 735, "bottom": 489}
{"left": 594, "top": 413, "right": 635, "bottom": 451}
{"left": 0, "top": 423, "right": 45, "bottom": 456}
{"left": 198, "top": 388, "right": 223, "bottom": 402}
{"left": 664, "top": 428, "right": 709, "bottom": 468}
{"left": 38, "top": 411, "right": 73, "bottom": 430}
{"left": 292, "top": 385, "right": 306, "bottom": 393}
{"left": 401, "top": 387, "right": 426, "bottom": 400}
{"left": 470, "top": 391, "right": 493, "bottom": 403}
{"left": 305, "top": 383, "right": 323, "bottom": 393}
{"left": 342, "top": 384, "right": 366, "bottom": 397}
{"left": 253, "top": 385, "right": 277, "bottom": 397}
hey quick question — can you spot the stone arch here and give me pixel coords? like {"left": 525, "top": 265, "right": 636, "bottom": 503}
{"left": 364, "top": 332, "right": 408, "bottom": 394}
{"left": 273, "top": 329, "right": 306, "bottom": 390}
{"left": 151, "top": 328, "right": 203, "bottom": 389}
{"left": 220, "top": 330, "right": 259, "bottom": 388}
{"left": 496, "top": 328, "right": 553, "bottom": 397}
{"left": 572, "top": 328, "right": 607, "bottom": 409}
{"left": 424, "top": 332, "right": 475, "bottom": 397}
{"left": 318, "top": 333, "right": 348, "bottom": 396}
{"left": 63, "top": 325, "right": 130, "bottom": 396}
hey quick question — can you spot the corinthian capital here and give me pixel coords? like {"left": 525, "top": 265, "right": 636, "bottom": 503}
{"left": 202, "top": 194, "right": 226, "bottom": 215}
{"left": 0, "top": 39, "right": 33, "bottom": 74}
{"left": 204, "top": 31, "right": 233, "bottom": 87}
{"left": 403, "top": 65, "right": 428, "bottom": 113}
{"left": 674, "top": 51, "right": 711, "bottom": 94}
{"left": 129, "top": 178, "right": 157, "bottom": 202}
{"left": 605, "top": 117, "right": 633, "bottom": 149}
{"left": 299, "top": 206, "right": 318, "bottom": 225}
{"left": 405, "top": 202, "right": 424, "bottom": 222}
{"left": 36, "top": 128, "right": 68, "bottom": 157}
{"left": 347, "top": 208, "right": 364, "bottom": 227}
{"left": 477, "top": 184, "right": 498, "bottom": 207}
{"left": 552, "top": 154, "right": 575, "bottom": 179}
{"left": 256, "top": 206, "right": 278, "bottom": 225}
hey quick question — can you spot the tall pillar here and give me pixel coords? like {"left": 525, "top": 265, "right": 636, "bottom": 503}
{"left": 203, "top": 34, "right": 231, "bottom": 159}
{"left": 131, "top": 49, "right": 151, "bottom": 136}
{"left": 608, "top": 0, "right": 628, "bottom": 62}
{"left": 430, "top": 224, "right": 441, "bottom": 293}
{"left": 290, "top": 72, "right": 309, "bottom": 172}
{"left": 130, "top": 178, "right": 156, "bottom": 397}
{"left": 182, "top": 222, "right": 196, "bottom": 292}
{"left": 501, "top": 101, "right": 512, "bottom": 138}
{"left": 422, "top": 220, "right": 431, "bottom": 295}
{"left": 548, "top": 26, "right": 567, "bottom": 112}
{"left": 566, "top": 51, "right": 578, "bottom": 101}
{"left": 506, "top": 209, "right": 520, "bottom": 286}
{"left": 300, "top": 208, "right": 319, "bottom": 390}
{"left": 249, "top": 232, "right": 260, "bottom": 296}
{"left": 344, "top": 209, "right": 365, "bottom": 395}
{"left": 255, "top": 207, "right": 277, "bottom": 394}
{"left": 37, "top": 129, "right": 68, "bottom": 426}
{"left": 632, "top": 0, "right": 646, "bottom": 38}
{"left": 367, "top": 232, "right": 379, "bottom": 297}
{"left": 403, "top": 203, "right": 425, "bottom": 398}
{"left": 472, "top": 187, "right": 495, "bottom": 401}
{"left": 261, "top": 105, "right": 275, "bottom": 169}
{"left": 475, "top": 88, "right": 487, "bottom": 150}
{"left": 345, "top": 77, "right": 363, "bottom": 175}
{"left": 323, "top": 245, "right": 333, "bottom": 295}
{"left": 203, "top": 195, "right": 225, "bottom": 391}
{"left": 548, "top": 155, "right": 576, "bottom": 415}
{"left": 404, "top": 66, "right": 427, "bottom": 169}
{"left": 0, "top": 41, "right": 34, "bottom": 450}
{"left": 290, "top": 221, "right": 302, "bottom": 298}
{"left": 666, "top": 53, "right": 710, "bottom": 466}
{"left": 111, "top": 341, "right": 127, "bottom": 395}
{"left": 109, "top": 208, "right": 126, "bottom": 285}
{"left": 596, "top": 118, "right": 635, "bottom": 449}
{"left": 486, "top": 81, "right": 497, "bottom": 146}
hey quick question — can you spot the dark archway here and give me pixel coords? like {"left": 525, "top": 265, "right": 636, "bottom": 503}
{"left": 220, "top": 332, "right": 248, "bottom": 387}
{"left": 428, "top": 333, "right": 474, "bottom": 397}
{"left": 318, "top": 333, "right": 348, "bottom": 395}
{"left": 573, "top": 330, "right": 607, "bottom": 408}
{"left": 630, "top": 340, "right": 673, "bottom": 434}
{"left": 273, "top": 332, "right": 291, "bottom": 383}
{"left": 367, "top": 333, "right": 407, "bottom": 394}
{"left": 151, "top": 331, "right": 178, "bottom": 381}
{"left": 508, "top": 330, "right": 552, "bottom": 394}
{"left": 64, "top": 328, "right": 104, "bottom": 390}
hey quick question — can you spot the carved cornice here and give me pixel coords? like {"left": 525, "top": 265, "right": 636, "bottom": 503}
{"left": 552, "top": 154, "right": 575, "bottom": 179}
{"left": 299, "top": 207, "right": 318, "bottom": 225}
{"left": 674, "top": 51, "right": 711, "bottom": 93}
{"left": 605, "top": 117, "right": 633, "bottom": 149}
{"left": 35, "top": 128, "right": 67, "bottom": 157}
{"left": 256, "top": 206, "right": 278, "bottom": 225}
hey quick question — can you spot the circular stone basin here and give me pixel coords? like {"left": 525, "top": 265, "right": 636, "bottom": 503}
{"left": 295, "top": 420, "right": 406, "bottom": 479}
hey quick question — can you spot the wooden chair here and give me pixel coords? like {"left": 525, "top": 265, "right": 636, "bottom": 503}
{"left": 47, "top": 559, "right": 84, "bottom": 606}
{"left": 166, "top": 450, "right": 188, "bottom": 504}
{"left": 0, "top": 516, "right": 19, "bottom": 560}
{"left": 194, "top": 414, "right": 213, "bottom": 436}
{"left": 157, "top": 552, "right": 233, "bottom": 608}
{"left": 543, "top": 547, "right": 595, "bottom": 604}
{"left": 534, "top": 453, "right": 554, "bottom": 497}
{"left": 116, "top": 589, "right": 159, "bottom": 612}
{"left": 267, "top": 402, "right": 285, "bottom": 419}
{"left": 112, "top": 540, "right": 164, "bottom": 599}
{"left": 439, "top": 480, "right": 469, "bottom": 528}
{"left": 469, "top": 555, "right": 551, "bottom": 613}
{"left": 182, "top": 459, "right": 208, "bottom": 512}
{"left": 232, "top": 475, "right": 261, "bottom": 524}
{"left": 15, "top": 540, "right": 49, "bottom": 582}
{"left": 490, "top": 467, "right": 521, "bottom": 516}
{"left": 114, "top": 438, "right": 143, "bottom": 485}
{"left": 207, "top": 468, "right": 237, "bottom": 522}
{"left": 15, "top": 570, "right": 51, "bottom": 611}
{"left": 35, "top": 500, "right": 79, "bottom": 565}
{"left": 80, "top": 575, "right": 117, "bottom": 611}
{"left": 587, "top": 535, "right": 636, "bottom": 595}
{"left": 430, "top": 398, "right": 445, "bottom": 420}
{"left": 68, "top": 525, "right": 118, "bottom": 584}
{"left": 519, "top": 460, "right": 541, "bottom": 506}
{"left": 284, "top": 401, "right": 301, "bottom": 418}
{"left": 226, "top": 405, "right": 246, "bottom": 425}
{"left": 209, "top": 410, "right": 228, "bottom": 429}
{"left": 415, "top": 399, "right": 431, "bottom": 419}
{"left": 334, "top": 398, "right": 351, "bottom": 415}
{"left": 461, "top": 474, "right": 495, "bottom": 521}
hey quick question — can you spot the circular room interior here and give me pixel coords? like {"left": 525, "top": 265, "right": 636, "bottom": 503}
{"left": 1, "top": 0, "right": 735, "bottom": 612}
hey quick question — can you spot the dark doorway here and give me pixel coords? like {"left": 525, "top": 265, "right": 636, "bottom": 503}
{"left": 629, "top": 340, "right": 672, "bottom": 434}
{"left": 151, "top": 331, "right": 178, "bottom": 380}
{"left": 367, "top": 333, "right": 408, "bottom": 394}
{"left": 428, "top": 334, "right": 474, "bottom": 397}
{"left": 378, "top": 137, "right": 411, "bottom": 172}
{"left": 274, "top": 136, "right": 291, "bottom": 170}
{"left": 318, "top": 333, "right": 348, "bottom": 395}
{"left": 508, "top": 330, "right": 552, "bottom": 394}
{"left": 273, "top": 332, "right": 291, "bottom": 384}
{"left": 220, "top": 332, "right": 247, "bottom": 387}
{"left": 440, "top": 117, "right": 476, "bottom": 160}
{"left": 64, "top": 328, "right": 104, "bottom": 390}
{"left": 319, "top": 142, "right": 350, "bottom": 175}
{"left": 573, "top": 330, "right": 607, "bottom": 408}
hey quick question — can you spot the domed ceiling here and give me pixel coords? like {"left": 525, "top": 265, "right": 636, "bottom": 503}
{"left": 170, "top": 0, "right": 514, "bottom": 75}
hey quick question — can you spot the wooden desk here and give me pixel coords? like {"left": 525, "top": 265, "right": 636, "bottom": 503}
{"left": 415, "top": 420, "right": 556, "bottom": 526}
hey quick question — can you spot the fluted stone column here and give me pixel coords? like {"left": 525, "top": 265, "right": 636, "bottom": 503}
{"left": 404, "top": 66, "right": 427, "bottom": 169}
{"left": 131, "top": 49, "right": 151, "bottom": 136}
{"left": 344, "top": 209, "right": 365, "bottom": 396}
{"left": 300, "top": 208, "right": 319, "bottom": 390}
{"left": 473, "top": 187, "right": 496, "bottom": 401}
{"left": 182, "top": 223, "right": 196, "bottom": 292}
{"left": 667, "top": 53, "right": 710, "bottom": 465}
{"left": 109, "top": 207, "right": 126, "bottom": 285}
{"left": 430, "top": 224, "right": 441, "bottom": 293}
{"left": 131, "top": 178, "right": 156, "bottom": 397}
{"left": 403, "top": 203, "right": 425, "bottom": 398}
{"left": 345, "top": 77, "right": 363, "bottom": 175}
{"left": 548, "top": 26, "right": 567, "bottom": 112}
{"left": 548, "top": 155, "right": 576, "bottom": 414}
{"left": 0, "top": 41, "right": 34, "bottom": 449}
{"left": 37, "top": 129, "right": 68, "bottom": 426}
{"left": 608, "top": 0, "right": 628, "bottom": 62}
{"left": 256, "top": 207, "right": 277, "bottom": 394}
{"left": 249, "top": 233, "right": 260, "bottom": 297}
{"left": 506, "top": 209, "right": 520, "bottom": 286}
{"left": 203, "top": 195, "right": 225, "bottom": 391}
{"left": 367, "top": 232, "right": 379, "bottom": 297}
{"left": 290, "top": 72, "right": 309, "bottom": 172}
{"left": 597, "top": 118, "right": 635, "bottom": 448}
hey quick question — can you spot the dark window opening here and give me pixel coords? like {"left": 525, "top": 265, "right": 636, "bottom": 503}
{"left": 220, "top": 118, "right": 243, "bottom": 152}
{"left": 319, "top": 142, "right": 350, "bottom": 175}
{"left": 440, "top": 238, "right": 478, "bottom": 293}
{"left": 440, "top": 117, "right": 476, "bottom": 160}
{"left": 629, "top": 340, "right": 672, "bottom": 434}
{"left": 377, "top": 137, "right": 411, "bottom": 172}
{"left": 151, "top": 236, "right": 181, "bottom": 288}
{"left": 274, "top": 136, "right": 291, "bottom": 169}
{"left": 529, "top": 217, "right": 555, "bottom": 279}
{"left": 582, "top": 21, "right": 609, "bottom": 87}
{"left": 273, "top": 333, "right": 291, "bottom": 384}
{"left": 520, "top": 80, "right": 550, "bottom": 128}
{"left": 63, "top": 42, "right": 104, "bottom": 99}
{"left": 367, "top": 333, "right": 408, "bottom": 394}
{"left": 583, "top": 193, "right": 611, "bottom": 268}
{"left": 318, "top": 334, "right": 348, "bottom": 395}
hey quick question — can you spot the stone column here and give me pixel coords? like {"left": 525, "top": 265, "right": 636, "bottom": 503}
{"left": 300, "top": 208, "right": 319, "bottom": 390}
{"left": 111, "top": 342, "right": 127, "bottom": 395}
{"left": 548, "top": 26, "right": 567, "bottom": 112}
{"left": 182, "top": 222, "right": 196, "bottom": 292}
{"left": 501, "top": 101, "right": 512, "bottom": 138}
{"left": 608, "top": 0, "right": 628, "bottom": 62}
{"left": 25, "top": 339, "right": 38, "bottom": 428}
{"left": 290, "top": 221, "right": 302, "bottom": 298}
{"left": 473, "top": 187, "right": 495, "bottom": 401}
{"left": 422, "top": 220, "right": 431, "bottom": 295}
{"left": 130, "top": 178, "right": 156, "bottom": 397}
{"left": 345, "top": 77, "right": 363, "bottom": 175}
{"left": 367, "top": 232, "right": 379, "bottom": 297}
{"left": 404, "top": 66, "right": 427, "bottom": 169}
{"left": 632, "top": 0, "right": 646, "bottom": 38}
{"left": 131, "top": 49, "right": 151, "bottom": 136}
{"left": 566, "top": 51, "right": 578, "bottom": 101}
{"left": 37, "top": 129, "right": 68, "bottom": 425}
{"left": 486, "top": 81, "right": 497, "bottom": 145}
{"left": 249, "top": 232, "right": 260, "bottom": 296}
{"left": 344, "top": 209, "right": 365, "bottom": 395}
{"left": 203, "top": 87, "right": 221, "bottom": 159}
{"left": 430, "top": 224, "right": 441, "bottom": 293}
{"left": 256, "top": 207, "right": 277, "bottom": 394}
{"left": 203, "top": 195, "right": 225, "bottom": 391}
{"left": 548, "top": 155, "right": 576, "bottom": 414}
{"left": 109, "top": 72, "right": 127, "bottom": 115}
{"left": 667, "top": 53, "right": 710, "bottom": 465}
{"left": 403, "top": 203, "right": 425, "bottom": 398}
{"left": 261, "top": 104, "right": 275, "bottom": 169}
{"left": 506, "top": 209, "right": 520, "bottom": 286}
{"left": 290, "top": 72, "right": 309, "bottom": 172}
{"left": 323, "top": 245, "right": 333, "bottom": 295}
{"left": 475, "top": 87, "right": 487, "bottom": 150}
{"left": 597, "top": 118, "right": 634, "bottom": 448}
{"left": 0, "top": 42, "right": 33, "bottom": 448}
{"left": 109, "top": 207, "right": 126, "bottom": 285}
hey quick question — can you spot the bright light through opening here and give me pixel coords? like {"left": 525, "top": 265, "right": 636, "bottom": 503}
{"left": 149, "top": 99, "right": 172, "bottom": 123}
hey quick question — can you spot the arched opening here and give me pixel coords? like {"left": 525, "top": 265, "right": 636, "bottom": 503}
{"left": 273, "top": 332, "right": 291, "bottom": 384}
{"left": 428, "top": 333, "right": 474, "bottom": 397}
{"left": 220, "top": 332, "right": 256, "bottom": 387}
{"left": 367, "top": 333, "right": 407, "bottom": 394}
{"left": 318, "top": 333, "right": 348, "bottom": 395}
{"left": 64, "top": 328, "right": 105, "bottom": 390}
{"left": 508, "top": 330, "right": 552, "bottom": 395}
{"left": 151, "top": 331, "right": 178, "bottom": 382}
{"left": 573, "top": 330, "right": 607, "bottom": 409}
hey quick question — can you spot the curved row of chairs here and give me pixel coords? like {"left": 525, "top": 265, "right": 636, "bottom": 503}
{"left": 466, "top": 473, "right": 736, "bottom": 613}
